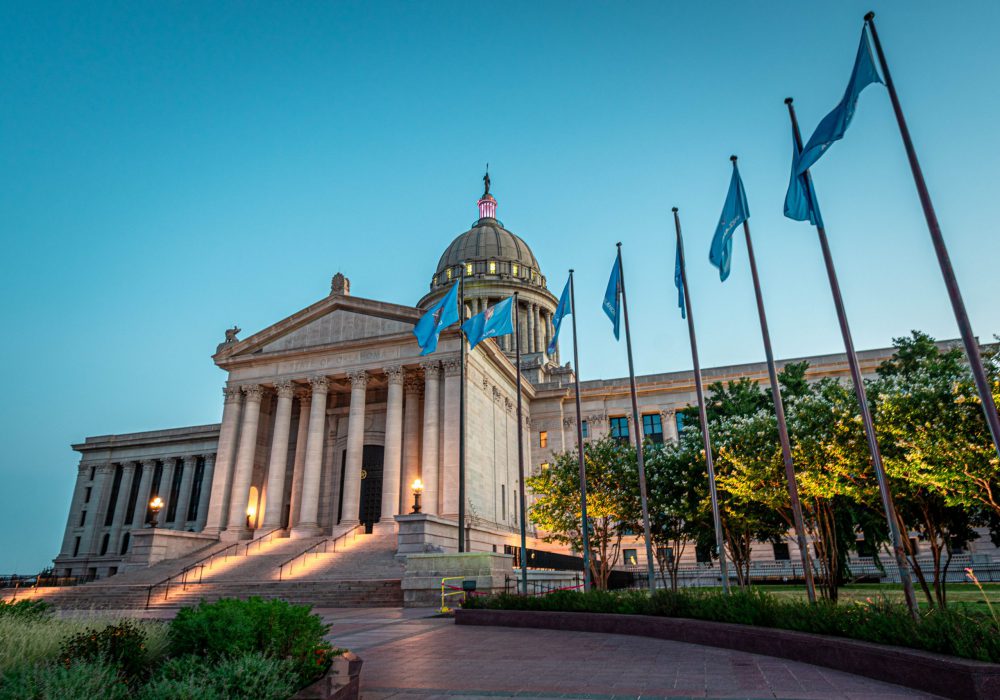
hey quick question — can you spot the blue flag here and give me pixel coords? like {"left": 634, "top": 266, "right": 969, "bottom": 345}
{"left": 709, "top": 164, "right": 750, "bottom": 282}
{"left": 462, "top": 295, "right": 514, "bottom": 351}
{"left": 547, "top": 277, "right": 571, "bottom": 355}
{"left": 602, "top": 253, "right": 621, "bottom": 340}
{"left": 795, "top": 27, "right": 882, "bottom": 177}
{"left": 784, "top": 131, "right": 825, "bottom": 228}
{"left": 413, "top": 280, "right": 459, "bottom": 355}
{"left": 674, "top": 243, "right": 686, "bottom": 319}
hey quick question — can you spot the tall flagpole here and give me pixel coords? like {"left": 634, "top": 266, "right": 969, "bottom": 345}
{"left": 730, "top": 156, "right": 816, "bottom": 604}
{"left": 569, "top": 270, "right": 592, "bottom": 592}
{"left": 458, "top": 265, "right": 467, "bottom": 553}
{"left": 616, "top": 243, "right": 657, "bottom": 591}
{"left": 514, "top": 292, "right": 529, "bottom": 594}
{"left": 673, "top": 210, "right": 730, "bottom": 594}
{"left": 864, "top": 12, "right": 1000, "bottom": 462}
{"left": 786, "top": 98, "right": 918, "bottom": 616}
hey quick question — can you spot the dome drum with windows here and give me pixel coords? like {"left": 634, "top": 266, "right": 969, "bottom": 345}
{"left": 418, "top": 176, "right": 559, "bottom": 358}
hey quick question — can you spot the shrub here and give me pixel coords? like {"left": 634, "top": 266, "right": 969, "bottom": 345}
{"left": 60, "top": 620, "right": 148, "bottom": 682}
{"left": 0, "top": 600, "right": 51, "bottom": 621}
{"left": 168, "top": 597, "right": 334, "bottom": 685}
{"left": 464, "top": 588, "right": 1000, "bottom": 663}
{"left": 139, "top": 652, "right": 299, "bottom": 700}
{"left": 0, "top": 660, "right": 130, "bottom": 700}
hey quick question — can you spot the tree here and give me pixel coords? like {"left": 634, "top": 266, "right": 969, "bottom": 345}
{"left": 526, "top": 436, "right": 640, "bottom": 590}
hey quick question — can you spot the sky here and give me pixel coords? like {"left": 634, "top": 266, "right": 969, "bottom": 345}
{"left": 1, "top": 1, "right": 997, "bottom": 572}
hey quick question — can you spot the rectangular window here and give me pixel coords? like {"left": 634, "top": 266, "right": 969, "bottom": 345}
{"left": 465, "top": 263, "right": 473, "bottom": 276}
{"left": 79, "top": 510, "right": 87, "bottom": 527}
{"left": 501, "top": 485, "right": 506, "bottom": 520}
{"left": 447, "top": 268, "right": 453, "bottom": 279}
{"left": 166, "top": 462, "right": 184, "bottom": 523}
{"left": 539, "top": 431, "right": 548, "bottom": 448}
{"left": 489, "top": 260, "right": 497, "bottom": 274}
{"left": 642, "top": 413, "right": 663, "bottom": 444}
{"left": 72, "top": 537, "right": 81, "bottom": 557}
{"left": 695, "top": 542, "right": 712, "bottom": 564}
{"left": 656, "top": 547, "right": 674, "bottom": 566}
{"left": 188, "top": 457, "right": 206, "bottom": 522}
{"left": 84, "top": 487, "right": 91, "bottom": 504}
{"left": 124, "top": 465, "right": 142, "bottom": 525}
{"left": 623, "top": 549, "right": 638, "bottom": 566}
{"left": 610, "top": 416, "right": 629, "bottom": 443}
{"left": 581, "top": 420, "right": 589, "bottom": 438}
{"left": 772, "top": 542, "right": 791, "bottom": 561}
{"left": 104, "top": 464, "right": 124, "bottom": 526}
{"left": 89, "top": 466, "right": 96, "bottom": 480}
{"left": 675, "top": 411, "right": 686, "bottom": 435}
{"left": 512, "top": 263, "right": 519, "bottom": 276}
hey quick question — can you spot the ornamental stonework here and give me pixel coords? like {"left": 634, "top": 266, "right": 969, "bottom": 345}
{"left": 384, "top": 365, "right": 405, "bottom": 385}
{"left": 347, "top": 369, "right": 368, "bottom": 389}
{"left": 242, "top": 384, "right": 264, "bottom": 401}
{"left": 310, "top": 375, "right": 331, "bottom": 392}
{"left": 274, "top": 380, "right": 295, "bottom": 399}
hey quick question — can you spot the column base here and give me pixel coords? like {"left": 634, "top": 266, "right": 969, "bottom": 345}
{"left": 290, "top": 523, "right": 323, "bottom": 539}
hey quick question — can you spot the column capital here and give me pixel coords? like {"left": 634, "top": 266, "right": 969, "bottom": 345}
{"left": 274, "top": 380, "right": 295, "bottom": 399}
{"left": 223, "top": 385, "right": 242, "bottom": 403}
{"left": 419, "top": 360, "right": 441, "bottom": 378}
{"left": 384, "top": 365, "right": 405, "bottom": 385}
{"left": 309, "top": 375, "right": 331, "bottom": 392}
{"left": 96, "top": 463, "right": 116, "bottom": 475}
{"left": 141, "top": 458, "right": 158, "bottom": 469}
{"left": 347, "top": 369, "right": 369, "bottom": 389}
{"left": 242, "top": 384, "right": 264, "bottom": 402}
{"left": 404, "top": 373, "right": 423, "bottom": 394}
{"left": 442, "top": 357, "right": 462, "bottom": 377}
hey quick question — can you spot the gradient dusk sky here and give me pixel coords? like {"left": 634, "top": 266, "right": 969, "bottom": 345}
{"left": 1, "top": 1, "right": 998, "bottom": 571}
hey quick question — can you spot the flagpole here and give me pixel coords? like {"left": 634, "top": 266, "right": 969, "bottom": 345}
{"left": 569, "top": 270, "right": 592, "bottom": 592}
{"left": 785, "top": 98, "right": 918, "bottom": 617}
{"left": 458, "top": 264, "right": 466, "bottom": 553}
{"left": 672, "top": 210, "right": 730, "bottom": 594}
{"left": 864, "top": 12, "right": 1000, "bottom": 462}
{"left": 616, "top": 243, "right": 657, "bottom": 592}
{"left": 514, "top": 292, "right": 529, "bottom": 594}
{"left": 730, "top": 157, "right": 816, "bottom": 604}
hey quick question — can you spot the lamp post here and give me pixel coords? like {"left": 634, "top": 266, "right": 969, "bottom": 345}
{"left": 148, "top": 497, "right": 164, "bottom": 528}
{"left": 411, "top": 479, "right": 424, "bottom": 514}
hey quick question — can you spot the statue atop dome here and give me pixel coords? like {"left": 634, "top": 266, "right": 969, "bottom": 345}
{"left": 483, "top": 166, "right": 490, "bottom": 196}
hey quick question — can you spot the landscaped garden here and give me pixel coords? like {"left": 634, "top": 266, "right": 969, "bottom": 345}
{"left": 0, "top": 597, "right": 339, "bottom": 699}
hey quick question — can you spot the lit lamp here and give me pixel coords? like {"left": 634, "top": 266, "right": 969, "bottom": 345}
{"left": 246, "top": 505, "right": 256, "bottom": 529}
{"left": 149, "top": 496, "right": 164, "bottom": 528}
{"left": 411, "top": 479, "right": 424, "bottom": 514}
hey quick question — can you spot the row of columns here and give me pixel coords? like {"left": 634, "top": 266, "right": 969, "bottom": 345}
{"left": 467, "top": 297, "right": 554, "bottom": 354}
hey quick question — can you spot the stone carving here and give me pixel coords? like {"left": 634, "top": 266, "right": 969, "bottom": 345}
{"left": 347, "top": 369, "right": 369, "bottom": 389}
{"left": 384, "top": 365, "right": 405, "bottom": 385}
{"left": 442, "top": 358, "right": 462, "bottom": 376}
{"left": 504, "top": 397, "right": 514, "bottom": 412}
{"left": 419, "top": 360, "right": 441, "bottom": 378}
{"left": 330, "top": 272, "right": 350, "bottom": 296}
{"left": 224, "top": 325, "right": 241, "bottom": 343}
{"left": 242, "top": 384, "right": 263, "bottom": 401}
{"left": 295, "top": 388, "right": 312, "bottom": 404}
{"left": 404, "top": 374, "right": 423, "bottom": 394}
{"left": 223, "top": 386, "right": 242, "bottom": 403}
{"left": 309, "top": 375, "right": 331, "bottom": 392}
{"left": 274, "top": 380, "right": 295, "bottom": 399}
{"left": 563, "top": 417, "right": 575, "bottom": 427}
{"left": 587, "top": 413, "right": 609, "bottom": 427}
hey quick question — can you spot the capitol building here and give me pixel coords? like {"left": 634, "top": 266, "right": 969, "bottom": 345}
{"left": 49, "top": 180, "right": 987, "bottom": 591}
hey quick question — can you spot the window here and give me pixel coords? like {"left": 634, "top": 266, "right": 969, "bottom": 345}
{"left": 675, "top": 412, "right": 686, "bottom": 434}
{"left": 120, "top": 532, "right": 130, "bottom": 556}
{"left": 695, "top": 542, "right": 713, "bottom": 564}
{"left": 581, "top": 420, "right": 589, "bottom": 438}
{"left": 656, "top": 547, "right": 674, "bottom": 566}
{"left": 84, "top": 487, "right": 91, "bottom": 503}
{"left": 188, "top": 457, "right": 205, "bottom": 522}
{"left": 512, "top": 263, "right": 519, "bottom": 276}
{"left": 104, "top": 464, "right": 124, "bottom": 526}
{"left": 540, "top": 462, "right": 550, "bottom": 472}
{"left": 72, "top": 537, "right": 81, "bottom": 557}
{"left": 89, "top": 466, "right": 96, "bottom": 480}
{"left": 642, "top": 413, "right": 663, "bottom": 444}
{"left": 501, "top": 485, "right": 506, "bottom": 519}
{"left": 433, "top": 275, "right": 438, "bottom": 286}
{"left": 772, "top": 542, "right": 791, "bottom": 561}
{"left": 79, "top": 510, "right": 87, "bottom": 527}
{"left": 466, "top": 263, "right": 473, "bottom": 276}
{"left": 623, "top": 549, "right": 638, "bottom": 566}
{"left": 446, "top": 268, "right": 452, "bottom": 280}
{"left": 167, "top": 461, "right": 184, "bottom": 523}
{"left": 99, "top": 533, "right": 110, "bottom": 556}
{"left": 489, "top": 260, "right": 497, "bottom": 274}
{"left": 539, "top": 431, "right": 548, "bottom": 448}
{"left": 610, "top": 416, "right": 629, "bottom": 443}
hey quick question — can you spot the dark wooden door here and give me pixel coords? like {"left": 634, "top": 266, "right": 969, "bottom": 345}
{"left": 358, "top": 445, "right": 384, "bottom": 532}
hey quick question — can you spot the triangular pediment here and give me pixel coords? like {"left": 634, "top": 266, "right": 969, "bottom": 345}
{"left": 215, "top": 294, "right": 422, "bottom": 362}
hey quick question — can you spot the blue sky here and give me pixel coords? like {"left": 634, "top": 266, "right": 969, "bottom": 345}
{"left": 1, "top": 1, "right": 997, "bottom": 571}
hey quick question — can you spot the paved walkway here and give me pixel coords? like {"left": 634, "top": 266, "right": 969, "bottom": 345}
{"left": 318, "top": 608, "right": 942, "bottom": 700}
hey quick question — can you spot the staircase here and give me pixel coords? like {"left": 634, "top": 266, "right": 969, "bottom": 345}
{"left": 5, "top": 528, "right": 405, "bottom": 610}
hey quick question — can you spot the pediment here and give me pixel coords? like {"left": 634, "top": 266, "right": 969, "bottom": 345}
{"left": 215, "top": 294, "right": 421, "bottom": 362}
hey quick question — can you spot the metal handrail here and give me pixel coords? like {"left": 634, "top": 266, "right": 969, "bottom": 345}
{"left": 144, "top": 527, "right": 283, "bottom": 608}
{"left": 277, "top": 524, "right": 363, "bottom": 581}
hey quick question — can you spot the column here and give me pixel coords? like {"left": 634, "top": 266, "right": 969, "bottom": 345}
{"left": 662, "top": 410, "right": 679, "bottom": 443}
{"left": 288, "top": 392, "right": 311, "bottom": 528}
{"left": 158, "top": 458, "right": 176, "bottom": 524}
{"left": 291, "top": 376, "right": 329, "bottom": 537}
{"left": 131, "top": 460, "right": 156, "bottom": 529}
{"left": 380, "top": 366, "right": 405, "bottom": 522}
{"left": 202, "top": 386, "right": 244, "bottom": 535}
{"left": 82, "top": 464, "right": 114, "bottom": 555}
{"left": 194, "top": 454, "right": 215, "bottom": 530}
{"left": 173, "top": 455, "right": 198, "bottom": 529}
{"left": 107, "top": 462, "right": 136, "bottom": 554}
{"left": 225, "top": 384, "right": 263, "bottom": 537}
{"left": 441, "top": 358, "right": 461, "bottom": 516}
{"left": 401, "top": 373, "right": 422, "bottom": 514}
{"left": 340, "top": 370, "right": 369, "bottom": 524}
{"left": 420, "top": 361, "right": 441, "bottom": 516}
{"left": 59, "top": 464, "right": 92, "bottom": 557}
{"left": 262, "top": 381, "right": 295, "bottom": 530}
{"left": 527, "top": 303, "right": 536, "bottom": 353}
{"left": 535, "top": 305, "right": 544, "bottom": 353}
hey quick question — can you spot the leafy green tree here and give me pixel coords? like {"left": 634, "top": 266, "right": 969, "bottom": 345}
{"left": 526, "top": 436, "right": 640, "bottom": 589}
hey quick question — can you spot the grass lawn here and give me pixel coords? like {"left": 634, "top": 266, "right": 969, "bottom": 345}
{"left": 750, "top": 582, "right": 1000, "bottom": 613}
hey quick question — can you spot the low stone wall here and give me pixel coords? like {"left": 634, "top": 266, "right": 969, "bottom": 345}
{"left": 456, "top": 609, "right": 1000, "bottom": 700}
{"left": 122, "top": 529, "right": 218, "bottom": 571}
{"left": 402, "top": 552, "right": 513, "bottom": 607}
{"left": 293, "top": 651, "right": 362, "bottom": 700}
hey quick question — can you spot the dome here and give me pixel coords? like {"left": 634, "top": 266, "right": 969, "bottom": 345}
{"left": 435, "top": 220, "right": 540, "bottom": 277}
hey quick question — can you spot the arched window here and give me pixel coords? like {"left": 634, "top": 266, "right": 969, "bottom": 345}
{"left": 119, "top": 532, "right": 130, "bottom": 556}
{"left": 99, "top": 533, "right": 110, "bottom": 556}
{"left": 489, "top": 260, "right": 497, "bottom": 274}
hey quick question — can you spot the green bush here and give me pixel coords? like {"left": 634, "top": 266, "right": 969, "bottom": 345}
{"left": 168, "top": 597, "right": 333, "bottom": 685}
{"left": 464, "top": 588, "right": 1000, "bottom": 663}
{"left": 0, "top": 660, "right": 130, "bottom": 700}
{"left": 0, "top": 600, "right": 51, "bottom": 621}
{"left": 138, "top": 653, "right": 299, "bottom": 700}
{"left": 60, "top": 620, "right": 149, "bottom": 682}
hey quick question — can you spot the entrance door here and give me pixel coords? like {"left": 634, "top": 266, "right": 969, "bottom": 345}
{"left": 358, "top": 445, "right": 384, "bottom": 533}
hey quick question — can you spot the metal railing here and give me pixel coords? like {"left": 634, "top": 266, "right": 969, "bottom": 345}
{"left": 277, "top": 524, "right": 363, "bottom": 581}
{"left": 144, "top": 527, "right": 284, "bottom": 608}
{"left": 2, "top": 573, "right": 95, "bottom": 599}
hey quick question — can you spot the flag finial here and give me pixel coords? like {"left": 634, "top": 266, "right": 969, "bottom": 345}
{"left": 864, "top": 11, "right": 875, "bottom": 21}
{"left": 730, "top": 155, "right": 738, "bottom": 163}
{"left": 672, "top": 206, "right": 678, "bottom": 213}
{"left": 784, "top": 97, "right": 794, "bottom": 105}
